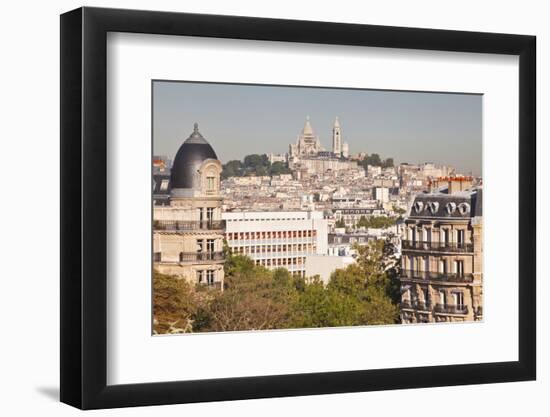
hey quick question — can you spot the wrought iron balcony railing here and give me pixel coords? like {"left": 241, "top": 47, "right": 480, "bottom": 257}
{"left": 399, "top": 269, "right": 474, "bottom": 283}
{"left": 179, "top": 251, "right": 225, "bottom": 263}
{"left": 401, "top": 300, "right": 431, "bottom": 311}
{"left": 402, "top": 240, "right": 474, "bottom": 253}
{"left": 153, "top": 220, "right": 225, "bottom": 231}
{"left": 414, "top": 301, "right": 430, "bottom": 311}
{"left": 434, "top": 304, "right": 469, "bottom": 315}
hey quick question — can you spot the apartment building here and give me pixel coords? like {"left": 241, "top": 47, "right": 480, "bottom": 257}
{"left": 399, "top": 177, "right": 483, "bottom": 323}
{"left": 153, "top": 123, "right": 225, "bottom": 288}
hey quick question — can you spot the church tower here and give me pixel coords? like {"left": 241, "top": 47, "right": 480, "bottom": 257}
{"left": 332, "top": 117, "right": 342, "bottom": 156}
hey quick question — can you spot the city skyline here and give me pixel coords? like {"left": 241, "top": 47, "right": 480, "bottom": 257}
{"left": 153, "top": 81, "right": 482, "bottom": 176}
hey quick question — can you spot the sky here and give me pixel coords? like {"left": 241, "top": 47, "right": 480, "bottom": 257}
{"left": 153, "top": 81, "right": 482, "bottom": 176}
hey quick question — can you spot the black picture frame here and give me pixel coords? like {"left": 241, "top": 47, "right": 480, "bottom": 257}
{"left": 60, "top": 6, "right": 536, "bottom": 410}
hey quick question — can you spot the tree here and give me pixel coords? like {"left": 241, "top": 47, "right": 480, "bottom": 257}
{"left": 335, "top": 219, "right": 346, "bottom": 228}
{"left": 244, "top": 154, "right": 267, "bottom": 169}
{"left": 270, "top": 161, "right": 291, "bottom": 175}
{"left": 356, "top": 215, "right": 397, "bottom": 229}
{"left": 290, "top": 277, "right": 362, "bottom": 328}
{"left": 382, "top": 157, "right": 394, "bottom": 168}
{"left": 153, "top": 239, "right": 400, "bottom": 334}
{"left": 221, "top": 160, "right": 243, "bottom": 179}
{"left": 153, "top": 270, "right": 200, "bottom": 334}
{"left": 207, "top": 264, "right": 297, "bottom": 331}
{"left": 366, "top": 153, "right": 382, "bottom": 166}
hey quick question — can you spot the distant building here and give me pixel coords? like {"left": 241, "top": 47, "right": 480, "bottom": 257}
{"left": 152, "top": 155, "right": 171, "bottom": 174}
{"left": 153, "top": 173, "right": 171, "bottom": 206}
{"left": 288, "top": 117, "right": 358, "bottom": 175}
{"left": 399, "top": 177, "right": 483, "bottom": 323}
{"left": 304, "top": 254, "right": 355, "bottom": 284}
{"left": 333, "top": 207, "right": 384, "bottom": 228}
{"left": 223, "top": 210, "right": 328, "bottom": 277}
{"left": 328, "top": 232, "right": 373, "bottom": 256}
{"left": 289, "top": 116, "right": 324, "bottom": 157}
{"left": 267, "top": 153, "right": 288, "bottom": 164}
{"left": 153, "top": 123, "right": 225, "bottom": 288}
{"left": 373, "top": 187, "right": 390, "bottom": 203}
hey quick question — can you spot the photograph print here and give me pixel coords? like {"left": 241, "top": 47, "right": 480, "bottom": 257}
{"left": 152, "top": 81, "right": 483, "bottom": 335}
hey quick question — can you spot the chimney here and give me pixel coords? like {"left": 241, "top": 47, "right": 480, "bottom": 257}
{"left": 447, "top": 176, "right": 473, "bottom": 194}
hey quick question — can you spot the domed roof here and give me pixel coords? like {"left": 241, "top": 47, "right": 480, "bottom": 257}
{"left": 302, "top": 116, "right": 314, "bottom": 135}
{"left": 170, "top": 123, "right": 218, "bottom": 189}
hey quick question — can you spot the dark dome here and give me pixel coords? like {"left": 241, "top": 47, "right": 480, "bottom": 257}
{"left": 170, "top": 123, "right": 218, "bottom": 189}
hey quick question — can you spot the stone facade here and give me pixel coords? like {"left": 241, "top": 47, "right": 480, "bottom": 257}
{"left": 399, "top": 179, "right": 483, "bottom": 323}
{"left": 153, "top": 123, "right": 225, "bottom": 289}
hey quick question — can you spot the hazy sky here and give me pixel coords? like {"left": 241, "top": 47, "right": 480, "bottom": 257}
{"left": 153, "top": 81, "right": 482, "bottom": 176}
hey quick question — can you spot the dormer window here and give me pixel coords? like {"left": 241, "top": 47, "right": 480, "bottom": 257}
{"left": 414, "top": 201, "right": 424, "bottom": 213}
{"left": 207, "top": 176, "right": 215, "bottom": 191}
{"left": 458, "top": 203, "right": 470, "bottom": 215}
{"left": 428, "top": 202, "right": 439, "bottom": 214}
{"left": 446, "top": 202, "right": 457, "bottom": 214}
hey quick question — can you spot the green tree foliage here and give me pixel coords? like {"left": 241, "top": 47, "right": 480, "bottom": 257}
{"left": 270, "top": 161, "right": 291, "bottom": 175}
{"left": 222, "top": 154, "right": 291, "bottom": 178}
{"left": 153, "top": 271, "right": 203, "bottom": 334}
{"left": 335, "top": 218, "right": 346, "bottom": 228}
{"left": 356, "top": 215, "right": 397, "bottom": 229}
{"left": 221, "top": 160, "right": 243, "bottom": 179}
{"left": 153, "top": 240, "right": 400, "bottom": 334}
{"left": 359, "top": 154, "right": 394, "bottom": 170}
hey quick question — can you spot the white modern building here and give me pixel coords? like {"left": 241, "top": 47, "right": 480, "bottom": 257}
{"left": 304, "top": 254, "right": 355, "bottom": 284}
{"left": 223, "top": 210, "right": 329, "bottom": 277}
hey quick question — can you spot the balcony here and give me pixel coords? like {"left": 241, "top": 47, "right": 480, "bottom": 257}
{"left": 414, "top": 301, "right": 430, "bottom": 311}
{"left": 400, "top": 269, "right": 474, "bottom": 283}
{"left": 179, "top": 251, "right": 225, "bottom": 263}
{"left": 434, "top": 304, "right": 468, "bottom": 315}
{"left": 153, "top": 220, "right": 225, "bottom": 232}
{"left": 402, "top": 240, "right": 473, "bottom": 253}
{"left": 401, "top": 300, "right": 431, "bottom": 311}
{"left": 200, "top": 281, "right": 222, "bottom": 290}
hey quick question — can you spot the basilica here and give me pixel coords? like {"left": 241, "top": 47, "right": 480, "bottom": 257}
{"left": 288, "top": 117, "right": 359, "bottom": 176}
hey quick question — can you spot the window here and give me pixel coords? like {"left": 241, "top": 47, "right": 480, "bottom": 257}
{"left": 455, "top": 260, "right": 464, "bottom": 276}
{"left": 196, "top": 239, "right": 204, "bottom": 252}
{"left": 439, "top": 290, "right": 446, "bottom": 306}
{"left": 206, "top": 207, "right": 214, "bottom": 222}
{"left": 457, "top": 229, "right": 465, "bottom": 246}
{"left": 197, "top": 270, "right": 204, "bottom": 284}
{"left": 207, "top": 176, "right": 215, "bottom": 190}
{"left": 160, "top": 179, "right": 169, "bottom": 191}
{"left": 440, "top": 259, "right": 447, "bottom": 274}
{"left": 207, "top": 270, "right": 215, "bottom": 285}
{"left": 153, "top": 252, "right": 161, "bottom": 262}
{"left": 454, "top": 292, "right": 465, "bottom": 308}
{"left": 206, "top": 239, "right": 215, "bottom": 253}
